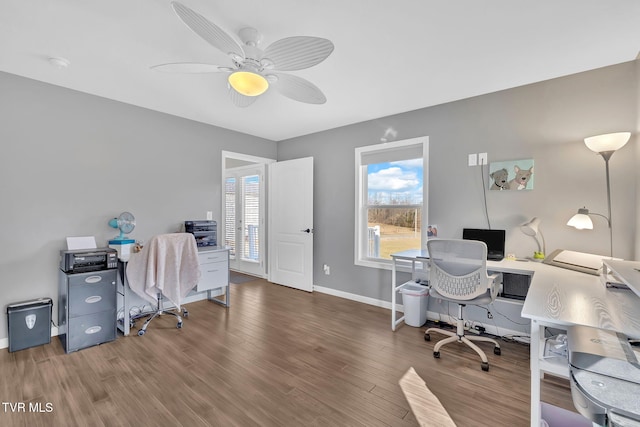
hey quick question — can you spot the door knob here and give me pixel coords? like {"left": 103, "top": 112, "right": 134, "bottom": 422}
{"left": 301, "top": 228, "right": 312, "bottom": 233}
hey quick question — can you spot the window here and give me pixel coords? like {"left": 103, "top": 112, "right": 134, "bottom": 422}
{"left": 224, "top": 174, "right": 260, "bottom": 260}
{"left": 355, "top": 137, "right": 429, "bottom": 269}
{"left": 224, "top": 164, "right": 265, "bottom": 277}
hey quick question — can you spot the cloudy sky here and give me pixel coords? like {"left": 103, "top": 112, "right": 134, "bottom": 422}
{"left": 367, "top": 159, "right": 423, "bottom": 205}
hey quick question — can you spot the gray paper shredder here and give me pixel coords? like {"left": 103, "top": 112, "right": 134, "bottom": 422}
{"left": 7, "top": 298, "right": 53, "bottom": 352}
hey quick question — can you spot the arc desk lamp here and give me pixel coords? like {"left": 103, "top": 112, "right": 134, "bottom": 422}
{"left": 521, "top": 217, "right": 546, "bottom": 260}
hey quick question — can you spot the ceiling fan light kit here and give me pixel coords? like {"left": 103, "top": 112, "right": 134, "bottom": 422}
{"left": 228, "top": 71, "right": 269, "bottom": 96}
{"left": 153, "top": 1, "right": 334, "bottom": 107}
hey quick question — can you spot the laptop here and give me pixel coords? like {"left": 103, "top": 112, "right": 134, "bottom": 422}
{"left": 462, "top": 228, "right": 506, "bottom": 261}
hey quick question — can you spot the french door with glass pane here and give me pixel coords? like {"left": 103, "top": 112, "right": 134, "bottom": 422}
{"left": 224, "top": 164, "right": 265, "bottom": 276}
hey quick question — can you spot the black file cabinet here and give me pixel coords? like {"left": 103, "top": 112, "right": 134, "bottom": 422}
{"left": 58, "top": 269, "right": 117, "bottom": 353}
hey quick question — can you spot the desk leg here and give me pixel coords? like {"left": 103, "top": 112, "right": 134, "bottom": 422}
{"left": 392, "top": 260, "right": 397, "bottom": 331}
{"left": 118, "top": 262, "right": 130, "bottom": 336}
{"left": 530, "top": 319, "right": 541, "bottom": 427}
{"left": 207, "top": 269, "right": 230, "bottom": 308}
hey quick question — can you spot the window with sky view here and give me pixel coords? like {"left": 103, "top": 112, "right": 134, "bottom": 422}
{"left": 367, "top": 158, "right": 423, "bottom": 259}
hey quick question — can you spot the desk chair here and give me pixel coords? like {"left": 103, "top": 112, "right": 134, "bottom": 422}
{"left": 424, "top": 239, "right": 502, "bottom": 371}
{"left": 126, "top": 233, "right": 201, "bottom": 336}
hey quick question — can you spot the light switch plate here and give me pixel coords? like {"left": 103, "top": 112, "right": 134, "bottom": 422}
{"left": 468, "top": 153, "right": 478, "bottom": 166}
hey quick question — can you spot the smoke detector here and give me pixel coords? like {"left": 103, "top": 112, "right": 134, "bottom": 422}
{"left": 48, "top": 57, "right": 70, "bottom": 69}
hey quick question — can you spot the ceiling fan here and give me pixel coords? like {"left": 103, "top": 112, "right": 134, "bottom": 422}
{"left": 152, "top": 1, "right": 335, "bottom": 107}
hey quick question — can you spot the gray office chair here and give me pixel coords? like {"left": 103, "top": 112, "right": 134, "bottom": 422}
{"left": 424, "top": 239, "right": 502, "bottom": 371}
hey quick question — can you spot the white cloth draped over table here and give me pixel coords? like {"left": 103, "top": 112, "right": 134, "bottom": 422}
{"left": 126, "top": 233, "right": 201, "bottom": 310}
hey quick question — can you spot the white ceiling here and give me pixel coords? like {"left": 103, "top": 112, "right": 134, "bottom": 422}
{"left": 2, "top": 1, "right": 639, "bottom": 141}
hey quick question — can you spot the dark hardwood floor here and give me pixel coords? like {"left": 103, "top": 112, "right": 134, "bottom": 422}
{"left": 0, "top": 279, "right": 575, "bottom": 426}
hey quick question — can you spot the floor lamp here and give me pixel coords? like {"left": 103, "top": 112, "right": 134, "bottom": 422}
{"left": 566, "top": 132, "right": 630, "bottom": 258}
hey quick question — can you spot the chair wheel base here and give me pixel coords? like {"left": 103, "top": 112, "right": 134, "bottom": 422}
{"left": 177, "top": 322, "right": 183, "bottom": 329}
{"left": 481, "top": 362, "right": 489, "bottom": 371}
{"left": 433, "top": 351, "right": 440, "bottom": 359}
{"left": 138, "top": 330, "right": 145, "bottom": 336}
{"left": 424, "top": 334, "right": 430, "bottom": 341}
{"left": 494, "top": 347, "right": 501, "bottom": 355}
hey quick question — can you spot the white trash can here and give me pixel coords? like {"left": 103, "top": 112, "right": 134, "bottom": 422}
{"left": 401, "top": 283, "right": 429, "bottom": 327}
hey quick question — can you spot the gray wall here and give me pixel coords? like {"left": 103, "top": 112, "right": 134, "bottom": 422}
{"left": 278, "top": 61, "right": 639, "bottom": 311}
{"left": 0, "top": 71, "right": 276, "bottom": 341}
{"left": 1, "top": 61, "right": 637, "bottom": 342}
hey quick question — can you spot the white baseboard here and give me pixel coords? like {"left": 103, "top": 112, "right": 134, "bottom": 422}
{"left": 0, "top": 293, "right": 221, "bottom": 350}
{"left": 313, "top": 285, "right": 403, "bottom": 311}
{"left": 1, "top": 287, "right": 525, "bottom": 350}
{"left": 0, "top": 326, "right": 60, "bottom": 350}
{"left": 313, "top": 285, "right": 527, "bottom": 339}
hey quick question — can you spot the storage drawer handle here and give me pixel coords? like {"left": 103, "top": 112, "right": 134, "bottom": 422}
{"left": 85, "top": 276, "right": 102, "bottom": 284}
{"left": 85, "top": 295, "right": 103, "bottom": 304}
{"left": 207, "top": 269, "right": 219, "bottom": 273}
{"left": 85, "top": 326, "right": 102, "bottom": 334}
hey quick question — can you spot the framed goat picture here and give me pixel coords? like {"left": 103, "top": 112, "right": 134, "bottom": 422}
{"left": 488, "top": 159, "right": 534, "bottom": 191}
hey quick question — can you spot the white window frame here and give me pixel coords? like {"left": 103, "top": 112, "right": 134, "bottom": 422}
{"left": 354, "top": 136, "right": 429, "bottom": 270}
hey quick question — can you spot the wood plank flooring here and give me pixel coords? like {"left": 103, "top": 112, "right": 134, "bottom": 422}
{"left": 0, "top": 279, "right": 576, "bottom": 426}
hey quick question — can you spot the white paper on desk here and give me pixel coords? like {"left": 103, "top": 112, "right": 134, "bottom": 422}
{"left": 66, "top": 236, "right": 97, "bottom": 250}
{"left": 553, "top": 250, "right": 604, "bottom": 270}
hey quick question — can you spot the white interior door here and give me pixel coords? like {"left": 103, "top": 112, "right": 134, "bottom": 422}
{"left": 268, "top": 157, "right": 314, "bottom": 292}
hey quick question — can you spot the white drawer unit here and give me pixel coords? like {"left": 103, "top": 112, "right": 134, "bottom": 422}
{"left": 197, "top": 247, "right": 230, "bottom": 307}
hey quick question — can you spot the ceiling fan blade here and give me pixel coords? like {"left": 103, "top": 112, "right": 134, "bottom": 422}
{"left": 272, "top": 73, "right": 327, "bottom": 104}
{"left": 151, "top": 63, "right": 227, "bottom": 73}
{"left": 171, "top": 2, "right": 244, "bottom": 58}
{"left": 263, "top": 37, "right": 334, "bottom": 71}
{"left": 228, "top": 85, "right": 260, "bottom": 107}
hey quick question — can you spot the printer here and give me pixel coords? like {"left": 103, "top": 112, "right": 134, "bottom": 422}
{"left": 567, "top": 325, "right": 640, "bottom": 426}
{"left": 184, "top": 220, "right": 217, "bottom": 247}
{"left": 60, "top": 247, "right": 118, "bottom": 273}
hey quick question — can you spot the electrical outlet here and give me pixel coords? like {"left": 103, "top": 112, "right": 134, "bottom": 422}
{"left": 323, "top": 264, "right": 330, "bottom": 275}
{"left": 206, "top": 211, "right": 213, "bottom": 220}
{"left": 468, "top": 153, "right": 477, "bottom": 166}
{"left": 478, "top": 152, "right": 488, "bottom": 165}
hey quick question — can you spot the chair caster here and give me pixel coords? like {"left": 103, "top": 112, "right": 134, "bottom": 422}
{"left": 481, "top": 362, "right": 489, "bottom": 372}
{"left": 424, "top": 334, "right": 430, "bottom": 341}
{"left": 138, "top": 329, "right": 145, "bottom": 336}
{"left": 494, "top": 347, "right": 501, "bottom": 356}
{"left": 177, "top": 322, "right": 183, "bottom": 329}
{"left": 433, "top": 351, "right": 440, "bottom": 359}
{"left": 182, "top": 309, "right": 189, "bottom": 318}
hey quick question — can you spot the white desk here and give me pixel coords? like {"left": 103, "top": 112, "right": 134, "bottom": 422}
{"left": 518, "top": 262, "right": 640, "bottom": 426}
{"left": 390, "top": 249, "right": 532, "bottom": 331}
{"left": 603, "top": 259, "right": 640, "bottom": 298}
{"left": 391, "top": 249, "right": 430, "bottom": 331}
{"left": 117, "top": 246, "right": 230, "bottom": 336}
{"left": 391, "top": 250, "right": 640, "bottom": 427}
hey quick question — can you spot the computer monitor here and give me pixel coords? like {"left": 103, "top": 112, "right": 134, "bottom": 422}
{"left": 462, "top": 228, "right": 506, "bottom": 261}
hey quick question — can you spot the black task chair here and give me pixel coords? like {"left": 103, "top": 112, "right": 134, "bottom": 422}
{"left": 424, "top": 239, "right": 502, "bottom": 371}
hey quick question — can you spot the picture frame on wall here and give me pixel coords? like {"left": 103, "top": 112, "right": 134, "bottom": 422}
{"left": 488, "top": 159, "right": 534, "bottom": 191}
